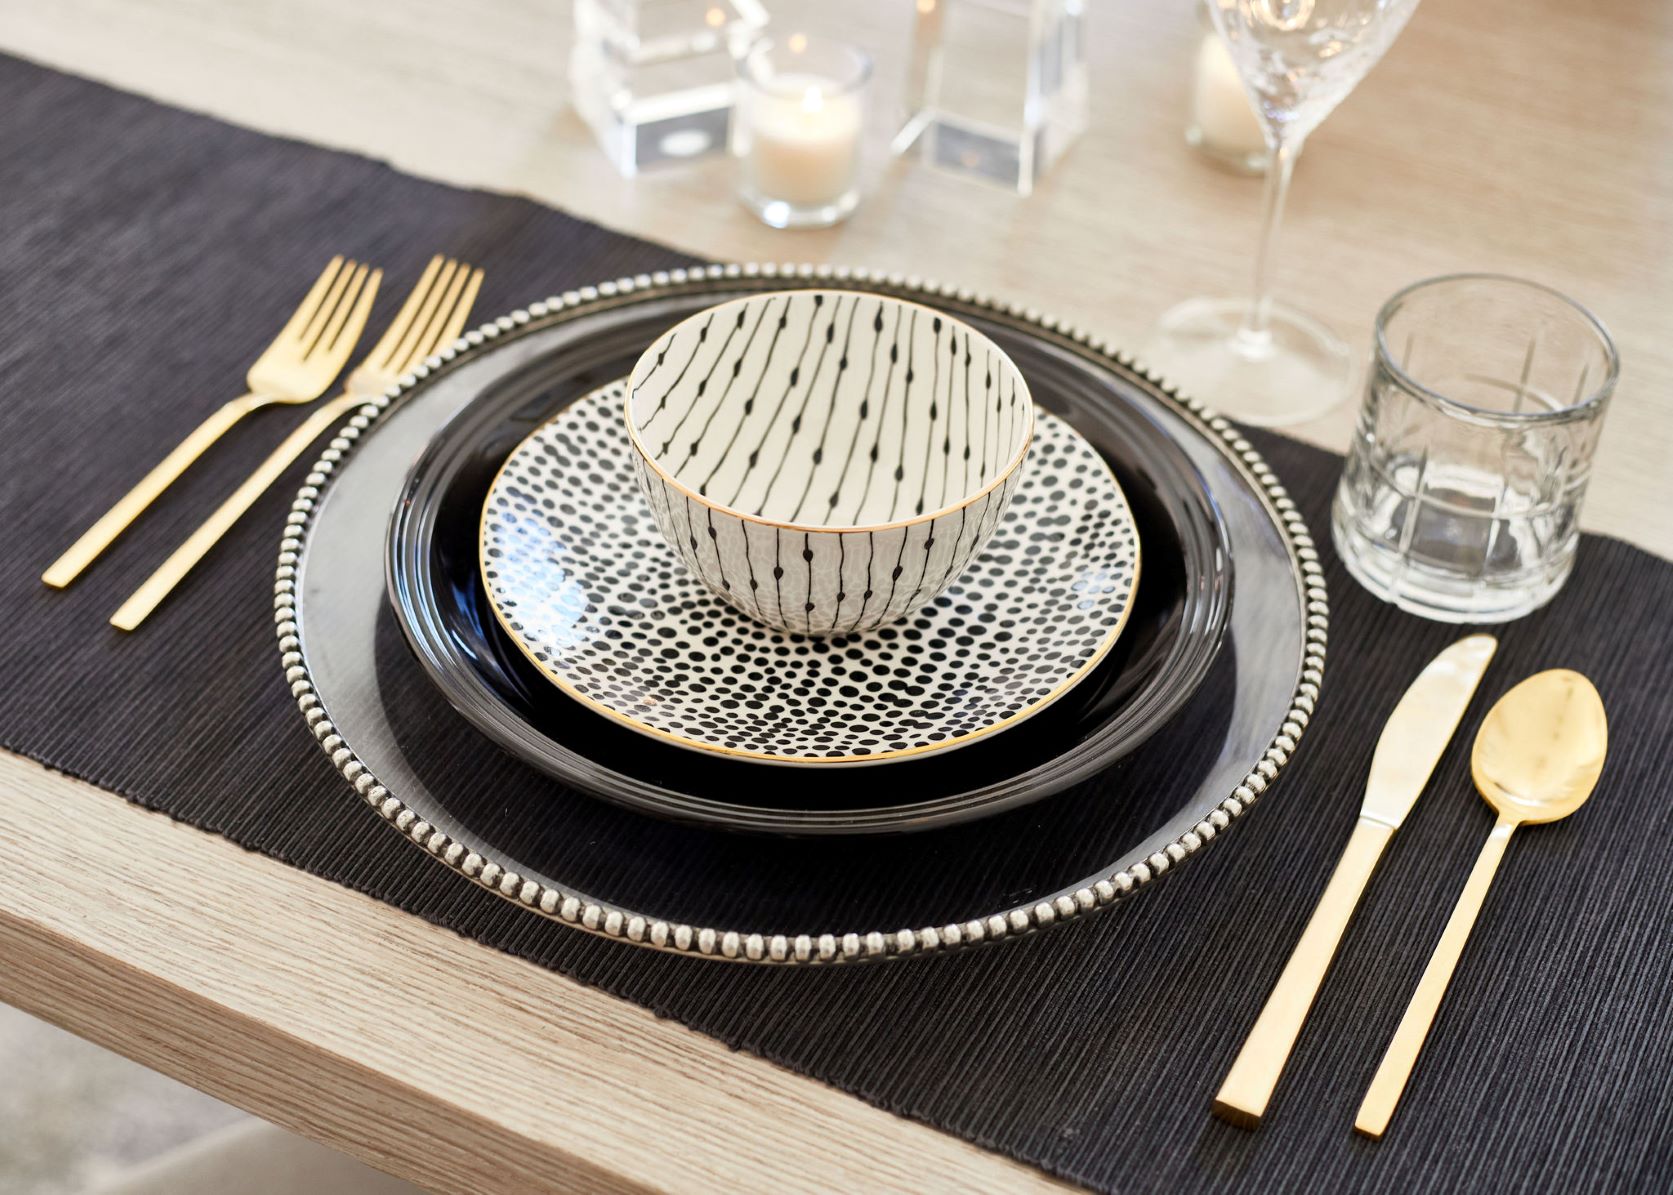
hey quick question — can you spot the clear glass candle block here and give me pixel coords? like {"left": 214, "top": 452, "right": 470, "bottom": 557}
{"left": 571, "top": 0, "right": 768, "bottom": 176}
{"left": 733, "top": 36, "right": 872, "bottom": 229}
{"left": 1332, "top": 275, "right": 1619, "bottom": 624}
{"left": 893, "top": 0, "right": 1087, "bottom": 196}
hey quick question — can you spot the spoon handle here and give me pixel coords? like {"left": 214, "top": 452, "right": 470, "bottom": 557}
{"left": 1355, "top": 815, "right": 1518, "bottom": 1139}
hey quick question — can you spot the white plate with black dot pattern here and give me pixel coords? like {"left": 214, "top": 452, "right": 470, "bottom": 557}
{"left": 479, "top": 382, "right": 1140, "bottom": 765}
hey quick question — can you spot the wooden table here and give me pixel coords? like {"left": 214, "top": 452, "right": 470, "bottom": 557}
{"left": 1, "top": 1, "right": 1668, "bottom": 1190}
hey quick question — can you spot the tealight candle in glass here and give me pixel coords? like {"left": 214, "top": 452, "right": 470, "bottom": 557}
{"left": 733, "top": 35, "right": 871, "bottom": 229}
{"left": 1184, "top": 0, "right": 1267, "bottom": 174}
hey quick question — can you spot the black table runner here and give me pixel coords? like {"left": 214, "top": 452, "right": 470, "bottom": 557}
{"left": 3, "top": 56, "right": 1670, "bottom": 1192}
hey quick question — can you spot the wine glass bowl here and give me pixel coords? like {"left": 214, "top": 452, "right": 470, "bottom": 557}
{"left": 1147, "top": 0, "right": 1422, "bottom": 427}
{"left": 1223, "top": 0, "right": 1421, "bottom": 142}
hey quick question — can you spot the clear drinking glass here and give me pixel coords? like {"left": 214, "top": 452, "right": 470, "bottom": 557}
{"left": 1149, "top": 0, "right": 1422, "bottom": 426}
{"left": 1332, "top": 275, "right": 1618, "bottom": 623}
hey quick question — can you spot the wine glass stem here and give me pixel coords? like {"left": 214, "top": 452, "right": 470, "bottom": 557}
{"left": 1239, "top": 136, "right": 1301, "bottom": 351}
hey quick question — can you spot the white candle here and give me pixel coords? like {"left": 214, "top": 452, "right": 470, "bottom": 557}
{"left": 1191, "top": 33, "right": 1266, "bottom": 160}
{"left": 741, "top": 74, "right": 862, "bottom": 209}
{"left": 734, "top": 36, "right": 870, "bottom": 227}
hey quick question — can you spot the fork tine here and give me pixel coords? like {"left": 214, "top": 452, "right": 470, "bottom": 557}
{"left": 364, "top": 254, "right": 443, "bottom": 369}
{"left": 297, "top": 258, "right": 360, "bottom": 353}
{"left": 435, "top": 267, "right": 484, "bottom": 352}
{"left": 305, "top": 263, "right": 371, "bottom": 361}
{"left": 387, "top": 258, "right": 460, "bottom": 375}
{"left": 321, "top": 267, "right": 381, "bottom": 362}
{"left": 274, "top": 257, "right": 345, "bottom": 345}
{"left": 398, "top": 261, "right": 470, "bottom": 372}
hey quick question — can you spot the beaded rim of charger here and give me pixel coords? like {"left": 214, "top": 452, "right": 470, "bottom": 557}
{"left": 273, "top": 261, "right": 1329, "bottom": 965}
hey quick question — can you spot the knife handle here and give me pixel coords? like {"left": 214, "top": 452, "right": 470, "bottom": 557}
{"left": 1213, "top": 816, "right": 1395, "bottom": 1128}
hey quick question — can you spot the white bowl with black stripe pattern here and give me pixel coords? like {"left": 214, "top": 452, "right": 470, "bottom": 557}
{"left": 626, "top": 290, "right": 1034, "bottom": 636}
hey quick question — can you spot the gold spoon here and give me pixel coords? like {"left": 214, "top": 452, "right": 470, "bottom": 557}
{"left": 1355, "top": 669, "right": 1608, "bottom": 1139}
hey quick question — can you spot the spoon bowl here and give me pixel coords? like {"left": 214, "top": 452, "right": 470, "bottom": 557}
{"left": 1471, "top": 669, "right": 1609, "bottom": 825}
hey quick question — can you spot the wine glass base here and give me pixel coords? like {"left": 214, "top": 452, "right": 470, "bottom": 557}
{"left": 1145, "top": 297, "right": 1351, "bottom": 427}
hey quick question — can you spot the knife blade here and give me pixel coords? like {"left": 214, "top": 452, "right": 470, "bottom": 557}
{"left": 1211, "top": 633, "right": 1498, "bottom": 1129}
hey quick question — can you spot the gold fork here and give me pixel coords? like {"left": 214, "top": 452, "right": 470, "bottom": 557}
{"left": 110, "top": 255, "right": 484, "bottom": 631}
{"left": 42, "top": 257, "right": 381, "bottom": 588}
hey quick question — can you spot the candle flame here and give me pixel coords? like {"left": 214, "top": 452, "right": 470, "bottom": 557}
{"left": 916, "top": 0, "right": 936, "bottom": 12}
{"left": 787, "top": 32, "right": 808, "bottom": 54}
{"left": 704, "top": 5, "right": 725, "bottom": 27}
{"left": 800, "top": 85, "right": 824, "bottom": 113}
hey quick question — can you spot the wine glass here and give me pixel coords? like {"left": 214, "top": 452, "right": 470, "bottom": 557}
{"left": 1148, "top": 0, "right": 1422, "bottom": 426}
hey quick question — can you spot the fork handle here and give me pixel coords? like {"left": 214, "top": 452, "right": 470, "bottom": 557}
{"left": 42, "top": 394, "right": 264, "bottom": 588}
{"left": 109, "top": 391, "right": 366, "bottom": 630}
{"left": 1213, "top": 816, "right": 1395, "bottom": 1128}
{"left": 1355, "top": 815, "right": 1517, "bottom": 1139}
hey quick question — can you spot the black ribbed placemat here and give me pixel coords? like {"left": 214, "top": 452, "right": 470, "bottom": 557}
{"left": 3, "top": 56, "right": 1670, "bottom": 1192}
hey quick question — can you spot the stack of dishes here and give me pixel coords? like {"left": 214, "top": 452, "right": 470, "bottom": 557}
{"left": 480, "top": 291, "right": 1138, "bottom": 770}
{"left": 282, "top": 265, "right": 1325, "bottom": 963}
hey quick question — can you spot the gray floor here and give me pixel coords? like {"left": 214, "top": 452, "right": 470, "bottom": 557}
{"left": 0, "top": 1003, "right": 247, "bottom": 1195}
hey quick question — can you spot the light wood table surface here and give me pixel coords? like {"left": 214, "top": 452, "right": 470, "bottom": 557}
{"left": 2, "top": 1, "right": 1670, "bottom": 1191}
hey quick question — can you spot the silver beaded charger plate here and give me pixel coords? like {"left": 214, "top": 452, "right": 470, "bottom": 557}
{"left": 479, "top": 382, "right": 1141, "bottom": 765}
{"left": 280, "top": 266, "right": 1326, "bottom": 963}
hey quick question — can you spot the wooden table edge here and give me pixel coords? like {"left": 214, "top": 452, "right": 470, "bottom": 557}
{"left": 0, "top": 750, "right": 1068, "bottom": 1195}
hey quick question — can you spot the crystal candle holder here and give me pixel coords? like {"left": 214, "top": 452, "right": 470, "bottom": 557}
{"left": 571, "top": 0, "right": 768, "bottom": 177}
{"left": 733, "top": 35, "right": 872, "bottom": 229}
{"left": 893, "top": 0, "right": 1087, "bottom": 197}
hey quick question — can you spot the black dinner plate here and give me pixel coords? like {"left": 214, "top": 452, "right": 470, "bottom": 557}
{"left": 283, "top": 267, "right": 1323, "bottom": 962}
{"left": 385, "top": 299, "right": 1234, "bottom": 834}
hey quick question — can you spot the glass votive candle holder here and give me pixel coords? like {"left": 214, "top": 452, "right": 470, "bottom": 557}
{"left": 1332, "top": 275, "right": 1619, "bottom": 623}
{"left": 733, "top": 35, "right": 871, "bottom": 229}
{"left": 1184, "top": 0, "right": 1267, "bottom": 174}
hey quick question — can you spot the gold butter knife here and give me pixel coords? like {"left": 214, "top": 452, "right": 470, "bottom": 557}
{"left": 1212, "top": 633, "right": 1498, "bottom": 1128}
